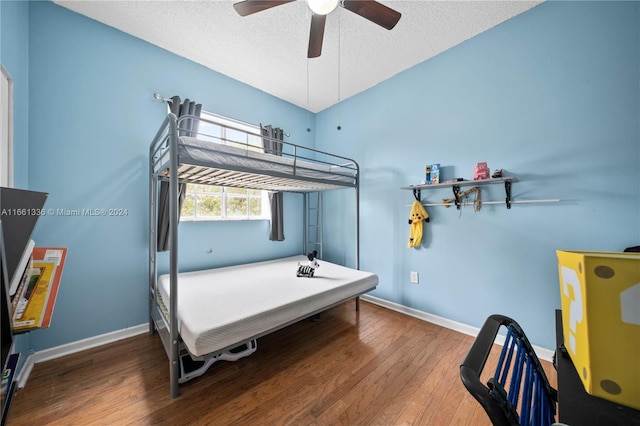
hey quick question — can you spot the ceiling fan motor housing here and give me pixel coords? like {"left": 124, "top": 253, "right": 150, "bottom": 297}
{"left": 307, "top": 0, "right": 340, "bottom": 15}
{"left": 233, "top": 0, "right": 401, "bottom": 58}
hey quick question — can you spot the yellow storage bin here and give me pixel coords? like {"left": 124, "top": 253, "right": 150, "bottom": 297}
{"left": 557, "top": 250, "right": 640, "bottom": 410}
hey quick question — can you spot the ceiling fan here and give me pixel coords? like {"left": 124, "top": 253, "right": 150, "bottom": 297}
{"left": 233, "top": 0, "right": 401, "bottom": 58}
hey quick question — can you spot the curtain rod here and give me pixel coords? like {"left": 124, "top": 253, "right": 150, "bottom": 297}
{"left": 153, "top": 92, "right": 290, "bottom": 137}
{"left": 153, "top": 92, "right": 173, "bottom": 103}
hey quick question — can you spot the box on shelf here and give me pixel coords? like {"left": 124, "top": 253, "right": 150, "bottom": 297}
{"left": 425, "top": 163, "right": 440, "bottom": 184}
{"left": 556, "top": 250, "right": 640, "bottom": 410}
{"left": 430, "top": 164, "right": 440, "bottom": 184}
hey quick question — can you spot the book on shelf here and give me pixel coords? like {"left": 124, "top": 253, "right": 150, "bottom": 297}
{"left": 11, "top": 247, "right": 67, "bottom": 332}
{"left": 1, "top": 353, "right": 18, "bottom": 401}
{"left": 1, "top": 352, "right": 19, "bottom": 421}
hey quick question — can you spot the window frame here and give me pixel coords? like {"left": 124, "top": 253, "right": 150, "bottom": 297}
{"left": 1, "top": 65, "right": 14, "bottom": 188}
{"left": 179, "top": 111, "right": 269, "bottom": 222}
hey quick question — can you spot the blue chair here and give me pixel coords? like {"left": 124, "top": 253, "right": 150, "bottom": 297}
{"left": 460, "top": 314, "right": 558, "bottom": 426}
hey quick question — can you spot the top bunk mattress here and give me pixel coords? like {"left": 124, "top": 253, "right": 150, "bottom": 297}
{"left": 158, "top": 255, "right": 377, "bottom": 357}
{"left": 167, "top": 137, "right": 358, "bottom": 191}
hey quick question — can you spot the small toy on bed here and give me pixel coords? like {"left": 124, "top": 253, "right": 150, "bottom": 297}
{"left": 297, "top": 250, "right": 320, "bottom": 278}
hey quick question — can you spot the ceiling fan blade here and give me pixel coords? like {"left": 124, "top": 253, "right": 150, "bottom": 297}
{"left": 233, "top": 0, "right": 295, "bottom": 17}
{"left": 342, "top": 0, "right": 401, "bottom": 30}
{"left": 308, "top": 14, "right": 326, "bottom": 58}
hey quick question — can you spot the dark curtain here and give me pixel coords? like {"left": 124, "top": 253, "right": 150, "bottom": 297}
{"left": 261, "top": 124, "right": 285, "bottom": 241}
{"left": 157, "top": 97, "right": 202, "bottom": 251}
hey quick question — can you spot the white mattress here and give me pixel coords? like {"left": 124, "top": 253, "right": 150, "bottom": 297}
{"left": 177, "top": 136, "right": 357, "bottom": 185}
{"left": 158, "top": 255, "right": 377, "bottom": 357}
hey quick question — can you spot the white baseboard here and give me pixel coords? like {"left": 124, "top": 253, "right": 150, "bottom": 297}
{"left": 17, "top": 323, "right": 148, "bottom": 388}
{"left": 360, "top": 295, "right": 555, "bottom": 362}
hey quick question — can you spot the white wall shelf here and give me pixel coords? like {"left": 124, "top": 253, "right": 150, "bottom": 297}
{"left": 401, "top": 177, "right": 518, "bottom": 209}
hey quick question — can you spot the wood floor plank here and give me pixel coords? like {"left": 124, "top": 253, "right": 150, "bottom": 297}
{"left": 8, "top": 300, "right": 557, "bottom": 425}
{"left": 368, "top": 326, "right": 459, "bottom": 425}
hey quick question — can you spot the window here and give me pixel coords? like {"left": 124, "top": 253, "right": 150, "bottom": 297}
{"left": 180, "top": 111, "right": 269, "bottom": 221}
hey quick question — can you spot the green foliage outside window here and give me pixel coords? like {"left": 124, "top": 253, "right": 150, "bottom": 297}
{"left": 181, "top": 184, "right": 265, "bottom": 221}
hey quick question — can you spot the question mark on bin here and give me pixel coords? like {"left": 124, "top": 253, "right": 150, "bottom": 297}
{"left": 561, "top": 266, "right": 584, "bottom": 354}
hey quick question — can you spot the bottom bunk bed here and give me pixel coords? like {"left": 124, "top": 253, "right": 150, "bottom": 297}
{"left": 151, "top": 255, "right": 378, "bottom": 387}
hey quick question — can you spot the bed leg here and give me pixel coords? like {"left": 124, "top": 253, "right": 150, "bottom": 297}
{"left": 356, "top": 296, "right": 360, "bottom": 311}
{"left": 171, "top": 357, "right": 180, "bottom": 398}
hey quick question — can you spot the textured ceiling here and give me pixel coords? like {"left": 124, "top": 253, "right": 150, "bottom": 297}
{"left": 54, "top": 0, "right": 542, "bottom": 112}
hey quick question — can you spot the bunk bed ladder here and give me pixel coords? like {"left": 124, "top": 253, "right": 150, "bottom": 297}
{"left": 304, "top": 191, "right": 323, "bottom": 258}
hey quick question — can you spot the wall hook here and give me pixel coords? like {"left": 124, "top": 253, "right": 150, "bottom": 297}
{"left": 452, "top": 186, "right": 462, "bottom": 210}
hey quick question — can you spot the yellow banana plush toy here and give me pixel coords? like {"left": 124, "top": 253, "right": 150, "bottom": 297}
{"left": 408, "top": 200, "right": 430, "bottom": 248}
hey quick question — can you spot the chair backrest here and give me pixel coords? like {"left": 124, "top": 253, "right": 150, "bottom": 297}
{"left": 460, "top": 314, "right": 557, "bottom": 426}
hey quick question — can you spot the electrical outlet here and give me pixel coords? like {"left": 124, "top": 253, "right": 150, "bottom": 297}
{"left": 410, "top": 271, "right": 419, "bottom": 284}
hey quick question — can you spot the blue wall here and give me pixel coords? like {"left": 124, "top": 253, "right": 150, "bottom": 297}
{"left": 21, "top": 1, "right": 311, "bottom": 351}
{"left": 2, "top": 1, "right": 638, "bottom": 355}
{"left": 316, "top": 1, "right": 640, "bottom": 349}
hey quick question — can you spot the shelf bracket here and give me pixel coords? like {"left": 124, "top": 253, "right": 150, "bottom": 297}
{"left": 505, "top": 181, "right": 512, "bottom": 209}
{"left": 452, "top": 185, "right": 462, "bottom": 210}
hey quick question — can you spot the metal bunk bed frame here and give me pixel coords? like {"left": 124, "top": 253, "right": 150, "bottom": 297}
{"left": 149, "top": 113, "right": 361, "bottom": 398}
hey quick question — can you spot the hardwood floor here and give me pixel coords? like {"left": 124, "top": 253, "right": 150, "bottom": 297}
{"left": 8, "top": 300, "right": 556, "bottom": 425}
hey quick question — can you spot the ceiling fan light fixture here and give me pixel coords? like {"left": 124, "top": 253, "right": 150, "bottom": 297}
{"left": 307, "top": 0, "right": 339, "bottom": 15}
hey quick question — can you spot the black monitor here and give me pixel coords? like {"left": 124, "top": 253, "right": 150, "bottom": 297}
{"left": 1, "top": 188, "right": 48, "bottom": 298}
{"left": 0, "top": 187, "right": 48, "bottom": 372}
